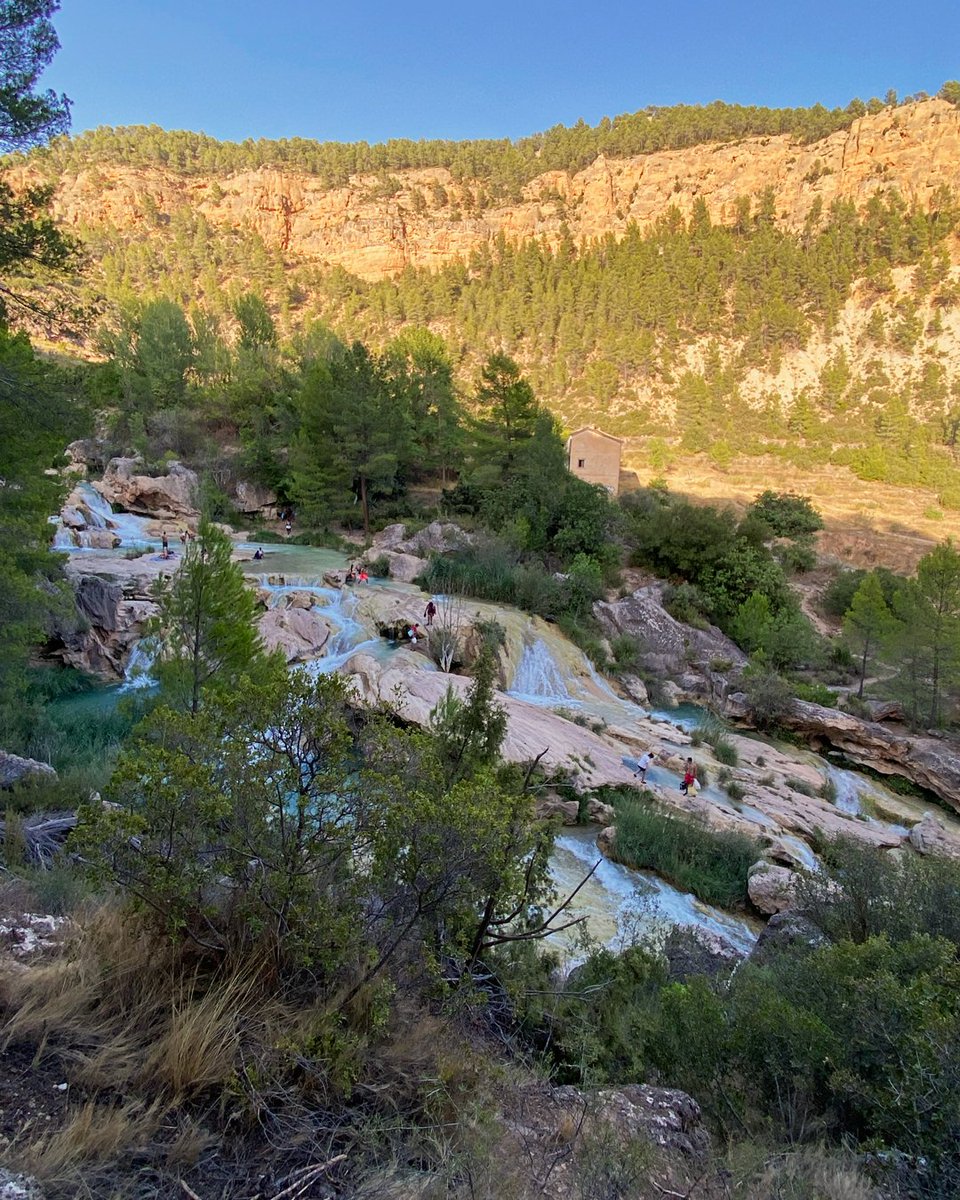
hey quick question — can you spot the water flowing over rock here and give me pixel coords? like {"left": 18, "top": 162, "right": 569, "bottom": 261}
{"left": 726, "top": 692, "right": 960, "bottom": 817}
{"left": 594, "top": 583, "right": 746, "bottom": 702}
{"left": 96, "top": 456, "right": 199, "bottom": 521}
{"left": 53, "top": 567, "right": 159, "bottom": 678}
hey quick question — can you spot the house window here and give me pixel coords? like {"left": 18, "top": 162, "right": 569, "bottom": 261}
{"left": 577, "top": 458, "right": 585, "bottom": 468}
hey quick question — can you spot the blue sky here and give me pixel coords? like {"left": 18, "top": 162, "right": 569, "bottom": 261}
{"left": 45, "top": 1, "right": 960, "bottom": 144}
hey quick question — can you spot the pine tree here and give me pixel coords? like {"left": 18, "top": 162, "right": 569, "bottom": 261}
{"left": 843, "top": 573, "right": 893, "bottom": 698}
{"left": 151, "top": 518, "right": 271, "bottom": 715}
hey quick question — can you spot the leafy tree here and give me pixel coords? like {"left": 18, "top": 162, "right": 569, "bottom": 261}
{"left": 80, "top": 670, "right": 364, "bottom": 976}
{"left": 0, "top": 326, "right": 83, "bottom": 726}
{"left": 232, "top": 291, "right": 277, "bottom": 350}
{"left": 384, "top": 327, "right": 462, "bottom": 483}
{"left": 843, "top": 572, "right": 894, "bottom": 697}
{"left": 103, "top": 299, "right": 197, "bottom": 414}
{"left": 748, "top": 490, "right": 824, "bottom": 537}
{"left": 731, "top": 589, "right": 773, "bottom": 653}
{"left": 150, "top": 517, "right": 273, "bottom": 715}
{"left": 0, "top": 1, "right": 73, "bottom": 320}
{"left": 884, "top": 541, "right": 960, "bottom": 726}
{"left": 467, "top": 353, "right": 539, "bottom": 482}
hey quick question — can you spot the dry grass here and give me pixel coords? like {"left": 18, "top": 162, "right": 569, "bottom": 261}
{"left": 2, "top": 904, "right": 282, "bottom": 1098}
{"left": 0, "top": 903, "right": 291, "bottom": 1191}
{"left": 728, "top": 1143, "right": 876, "bottom": 1200}
{"left": 12, "top": 1099, "right": 163, "bottom": 1181}
{"left": 622, "top": 451, "right": 960, "bottom": 574}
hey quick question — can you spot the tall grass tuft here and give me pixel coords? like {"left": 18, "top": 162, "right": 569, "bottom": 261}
{"left": 612, "top": 799, "right": 760, "bottom": 908}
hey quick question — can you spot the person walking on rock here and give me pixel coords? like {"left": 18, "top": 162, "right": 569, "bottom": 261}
{"left": 634, "top": 748, "right": 656, "bottom": 785}
{"left": 424, "top": 599, "right": 437, "bottom": 627}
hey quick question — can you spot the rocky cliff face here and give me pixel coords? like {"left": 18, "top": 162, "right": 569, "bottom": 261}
{"left": 15, "top": 100, "right": 960, "bottom": 282}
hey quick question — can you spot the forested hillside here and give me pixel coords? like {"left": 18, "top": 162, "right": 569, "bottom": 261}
{"left": 8, "top": 90, "right": 960, "bottom": 516}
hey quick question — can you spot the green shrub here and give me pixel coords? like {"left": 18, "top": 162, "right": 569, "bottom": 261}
{"left": 743, "top": 668, "right": 794, "bottom": 731}
{"left": 725, "top": 780, "right": 746, "bottom": 802}
{"left": 713, "top": 737, "right": 739, "bottom": 767}
{"left": 368, "top": 554, "right": 391, "bottom": 578}
{"left": 663, "top": 581, "right": 710, "bottom": 627}
{"left": 611, "top": 799, "right": 760, "bottom": 908}
{"left": 786, "top": 776, "right": 815, "bottom": 797}
{"left": 790, "top": 679, "right": 838, "bottom": 706}
{"left": 748, "top": 491, "right": 824, "bottom": 537}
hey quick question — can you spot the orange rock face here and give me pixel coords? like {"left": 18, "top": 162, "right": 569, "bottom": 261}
{"left": 12, "top": 100, "right": 960, "bottom": 282}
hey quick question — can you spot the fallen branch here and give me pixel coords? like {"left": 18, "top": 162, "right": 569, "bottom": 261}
{"left": 265, "top": 1154, "right": 347, "bottom": 1200}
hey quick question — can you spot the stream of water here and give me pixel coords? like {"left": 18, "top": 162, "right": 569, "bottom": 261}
{"left": 51, "top": 491, "right": 958, "bottom": 960}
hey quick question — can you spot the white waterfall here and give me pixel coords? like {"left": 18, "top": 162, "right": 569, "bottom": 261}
{"left": 509, "top": 638, "right": 578, "bottom": 705}
{"left": 119, "top": 640, "right": 158, "bottom": 692}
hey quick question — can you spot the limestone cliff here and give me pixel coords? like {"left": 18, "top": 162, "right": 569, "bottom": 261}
{"left": 13, "top": 99, "right": 960, "bottom": 283}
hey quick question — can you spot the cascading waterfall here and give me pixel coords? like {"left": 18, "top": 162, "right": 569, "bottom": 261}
{"left": 52, "top": 480, "right": 160, "bottom": 549}
{"left": 824, "top": 763, "right": 910, "bottom": 835}
{"left": 551, "top": 827, "right": 759, "bottom": 961}
{"left": 508, "top": 638, "right": 579, "bottom": 705}
{"left": 119, "top": 640, "right": 158, "bottom": 692}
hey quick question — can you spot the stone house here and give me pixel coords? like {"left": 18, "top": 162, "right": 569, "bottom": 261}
{"left": 566, "top": 426, "right": 623, "bottom": 495}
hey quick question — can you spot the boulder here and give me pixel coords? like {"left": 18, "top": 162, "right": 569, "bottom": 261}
{"left": 594, "top": 583, "right": 746, "bottom": 700}
{"left": 233, "top": 479, "right": 277, "bottom": 516}
{"left": 663, "top": 925, "right": 745, "bottom": 982}
{"left": 369, "top": 522, "right": 408, "bottom": 551}
{"left": 378, "top": 550, "right": 427, "bottom": 583}
{"left": 0, "top": 752, "right": 56, "bottom": 789}
{"left": 77, "top": 528, "right": 121, "bottom": 549}
{"left": 535, "top": 796, "right": 580, "bottom": 824}
{"left": 96, "top": 457, "right": 199, "bottom": 521}
{"left": 747, "top": 861, "right": 800, "bottom": 914}
{"left": 65, "top": 438, "right": 110, "bottom": 473}
{"left": 60, "top": 505, "right": 86, "bottom": 529}
{"left": 505, "top": 1081, "right": 710, "bottom": 1164}
{"left": 596, "top": 825, "right": 616, "bottom": 856}
{"left": 908, "top": 811, "right": 960, "bottom": 859}
{"left": 259, "top": 607, "right": 331, "bottom": 663}
{"left": 74, "top": 575, "right": 123, "bottom": 630}
{"left": 286, "top": 590, "right": 317, "bottom": 610}
{"left": 748, "top": 910, "right": 829, "bottom": 966}
{"left": 585, "top": 798, "right": 616, "bottom": 825}
{"left": 402, "top": 520, "right": 475, "bottom": 556}
{"left": 617, "top": 672, "right": 649, "bottom": 706}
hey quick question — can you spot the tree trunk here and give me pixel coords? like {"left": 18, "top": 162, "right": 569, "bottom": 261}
{"left": 359, "top": 473, "right": 369, "bottom": 536}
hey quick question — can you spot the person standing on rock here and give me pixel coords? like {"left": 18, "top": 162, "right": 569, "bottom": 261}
{"left": 424, "top": 599, "right": 437, "bottom": 627}
{"left": 681, "top": 758, "right": 697, "bottom": 795}
{"left": 635, "top": 748, "right": 657, "bottom": 785}
{"left": 161, "top": 529, "right": 169, "bottom": 558}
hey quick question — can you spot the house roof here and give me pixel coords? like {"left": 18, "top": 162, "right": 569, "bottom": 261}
{"left": 566, "top": 425, "right": 624, "bottom": 445}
